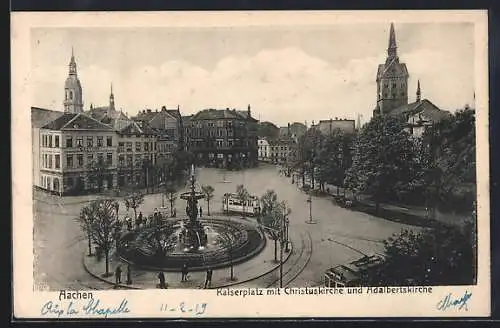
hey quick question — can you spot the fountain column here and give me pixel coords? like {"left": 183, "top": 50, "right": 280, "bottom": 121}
{"left": 180, "top": 164, "right": 208, "bottom": 250}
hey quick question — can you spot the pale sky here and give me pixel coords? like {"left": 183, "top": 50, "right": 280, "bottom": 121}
{"left": 30, "top": 23, "right": 475, "bottom": 126}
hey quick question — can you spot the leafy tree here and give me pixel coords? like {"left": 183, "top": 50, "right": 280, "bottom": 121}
{"left": 315, "top": 129, "right": 354, "bottom": 194}
{"left": 260, "top": 190, "right": 281, "bottom": 261}
{"left": 89, "top": 199, "right": 121, "bottom": 276}
{"left": 201, "top": 185, "right": 215, "bottom": 216}
{"left": 164, "top": 183, "right": 177, "bottom": 217}
{"left": 296, "top": 128, "right": 324, "bottom": 188}
{"left": 87, "top": 157, "right": 107, "bottom": 191}
{"left": 124, "top": 191, "right": 144, "bottom": 221}
{"left": 147, "top": 222, "right": 176, "bottom": 257}
{"left": 76, "top": 201, "right": 99, "bottom": 256}
{"left": 359, "top": 225, "right": 474, "bottom": 286}
{"left": 236, "top": 184, "right": 250, "bottom": 218}
{"left": 423, "top": 107, "right": 476, "bottom": 212}
{"left": 344, "top": 115, "right": 416, "bottom": 214}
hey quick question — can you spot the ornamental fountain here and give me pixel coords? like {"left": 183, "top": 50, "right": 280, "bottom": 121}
{"left": 178, "top": 164, "right": 208, "bottom": 251}
{"left": 116, "top": 164, "right": 267, "bottom": 271}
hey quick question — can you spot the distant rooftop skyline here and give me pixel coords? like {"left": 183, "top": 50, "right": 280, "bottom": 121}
{"left": 31, "top": 22, "right": 475, "bottom": 126}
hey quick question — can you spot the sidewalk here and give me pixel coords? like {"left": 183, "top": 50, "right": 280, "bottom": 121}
{"left": 285, "top": 173, "right": 466, "bottom": 228}
{"left": 83, "top": 223, "right": 294, "bottom": 289}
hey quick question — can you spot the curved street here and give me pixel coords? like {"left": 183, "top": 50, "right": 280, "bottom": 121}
{"left": 34, "top": 164, "right": 418, "bottom": 290}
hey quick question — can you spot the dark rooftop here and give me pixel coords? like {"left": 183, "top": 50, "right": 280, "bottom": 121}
{"left": 41, "top": 113, "right": 114, "bottom": 131}
{"left": 31, "top": 107, "right": 64, "bottom": 128}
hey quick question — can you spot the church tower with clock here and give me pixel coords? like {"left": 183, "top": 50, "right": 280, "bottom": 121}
{"left": 375, "top": 23, "right": 409, "bottom": 115}
{"left": 63, "top": 48, "right": 84, "bottom": 113}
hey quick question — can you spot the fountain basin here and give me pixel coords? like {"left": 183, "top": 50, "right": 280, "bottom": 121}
{"left": 116, "top": 217, "right": 266, "bottom": 271}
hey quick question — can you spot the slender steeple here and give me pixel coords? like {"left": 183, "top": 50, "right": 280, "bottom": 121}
{"left": 387, "top": 22, "right": 398, "bottom": 60}
{"left": 416, "top": 80, "right": 421, "bottom": 102}
{"left": 376, "top": 23, "right": 409, "bottom": 115}
{"left": 109, "top": 83, "right": 115, "bottom": 111}
{"left": 64, "top": 48, "right": 83, "bottom": 113}
{"left": 69, "top": 46, "right": 77, "bottom": 75}
{"left": 247, "top": 104, "right": 251, "bottom": 117}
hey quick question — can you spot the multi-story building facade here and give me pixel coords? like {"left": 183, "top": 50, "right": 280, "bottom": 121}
{"left": 32, "top": 107, "right": 64, "bottom": 191}
{"left": 185, "top": 106, "right": 259, "bottom": 168}
{"left": 312, "top": 118, "right": 356, "bottom": 136}
{"left": 116, "top": 121, "right": 159, "bottom": 188}
{"left": 269, "top": 137, "right": 298, "bottom": 166}
{"left": 134, "top": 106, "right": 183, "bottom": 150}
{"left": 39, "top": 113, "right": 117, "bottom": 195}
{"left": 258, "top": 138, "right": 271, "bottom": 162}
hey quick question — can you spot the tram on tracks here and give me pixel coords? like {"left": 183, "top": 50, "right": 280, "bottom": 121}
{"left": 222, "top": 193, "right": 261, "bottom": 216}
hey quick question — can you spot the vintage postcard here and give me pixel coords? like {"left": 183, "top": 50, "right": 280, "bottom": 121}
{"left": 12, "top": 10, "right": 490, "bottom": 318}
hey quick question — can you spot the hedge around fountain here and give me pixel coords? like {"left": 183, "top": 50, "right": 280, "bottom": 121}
{"left": 116, "top": 217, "right": 267, "bottom": 272}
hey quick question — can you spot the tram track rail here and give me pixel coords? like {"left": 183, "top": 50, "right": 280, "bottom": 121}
{"left": 264, "top": 230, "right": 313, "bottom": 288}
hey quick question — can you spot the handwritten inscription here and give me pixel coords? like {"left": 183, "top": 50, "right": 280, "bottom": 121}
{"left": 41, "top": 298, "right": 130, "bottom": 318}
{"left": 436, "top": 291, "right": 472, "bottom": 311}
{"left": 159, "top": 302, "right": 208, "bottom": 315}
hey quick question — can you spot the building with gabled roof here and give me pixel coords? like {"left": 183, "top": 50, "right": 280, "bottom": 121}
{"left": 37, "top": 112, "right": 118, "bottom": 195}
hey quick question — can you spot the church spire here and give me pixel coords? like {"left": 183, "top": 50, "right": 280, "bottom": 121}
{"left": 69, "top": 47, "right": 77, "bottom": 75}
{"left": 416, "top": 79, "right": 421, "bottom": 102}
{"left": 109, "top": 83, "right": 115, "bottom": 111}
{"left": 387, "top": 22, "right": 398, "bottom": 59}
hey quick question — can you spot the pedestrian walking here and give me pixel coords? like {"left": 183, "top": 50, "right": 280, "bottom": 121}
{"left": 115, "top": 265, "right": 122, "bottom": 285}
{"left": 126, "top": 264, "right": 132, "bottom": 285}
{"left": 158, "top": 271, "right": 166, "bottom": 289}
{"left": 181, "top": 262, "right": 189, "bottom": 282}
{"left": 204, "top": 268, "right": 213, "bottom": 289}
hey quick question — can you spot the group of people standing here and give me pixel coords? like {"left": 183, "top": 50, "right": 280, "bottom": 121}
{"left": 156, "top": 263, "right": 214, "bottom": 289}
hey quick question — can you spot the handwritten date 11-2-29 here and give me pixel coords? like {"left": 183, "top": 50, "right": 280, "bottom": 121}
{"left": 160, "top": 302, "right": 207, "bottom": 315}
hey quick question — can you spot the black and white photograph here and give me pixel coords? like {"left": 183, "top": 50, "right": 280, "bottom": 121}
{"left": 12, "top": 10, "right": 490, "bottom": 318}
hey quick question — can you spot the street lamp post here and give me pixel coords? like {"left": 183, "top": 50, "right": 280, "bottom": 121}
{"left": 285, "top": 216, "right": 290, "bottom": 253}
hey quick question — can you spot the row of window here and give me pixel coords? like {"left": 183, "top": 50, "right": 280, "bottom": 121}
{"left": 192, "top": 120, "right": 239, "bottom": 128}
{"left": 190, "top": 139, "right": 250, "bottom": 148}
{"left": 42, "top": 152, "right": 114, "bottom": 169}
{"left": 118, "top": 154, "right": 155, "bottom": 167}
{"left": 382, "top": 82, "right": 405, "bottom": 89}
{"left": 42, "top": 135, "right": 114, "bottom": 148}
{"left": 40, "top": 175, "right": 60, "bottom": 191}
{"left": 188, "top": 128, "right": 236, "bottom": 138}
{"left": 118, "top": 141, "right": 156, "bottom": 153}
{"left": 41, "top": 135, "right": 59, "bottom": 148}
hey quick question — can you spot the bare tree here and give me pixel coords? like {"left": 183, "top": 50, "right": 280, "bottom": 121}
{"left": 75, "top": 201, "right": 99, "bottom": 256}
{"left": 90, "top": 199, "right": 121, "bottom": 276}
{"left": 201, "top": 185, "right": 215, "bottom": 216}
{"left": 165, "top": 183, "right": 177, "bottom": 217}
{"left": 216, "top": 230, "right": 237, "bottom": 281}
{"left": 124, "top": 191, "right": 144, "bottom": 222}
{"left": 236, "top": 184, "right": 250, "bottom": 218}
